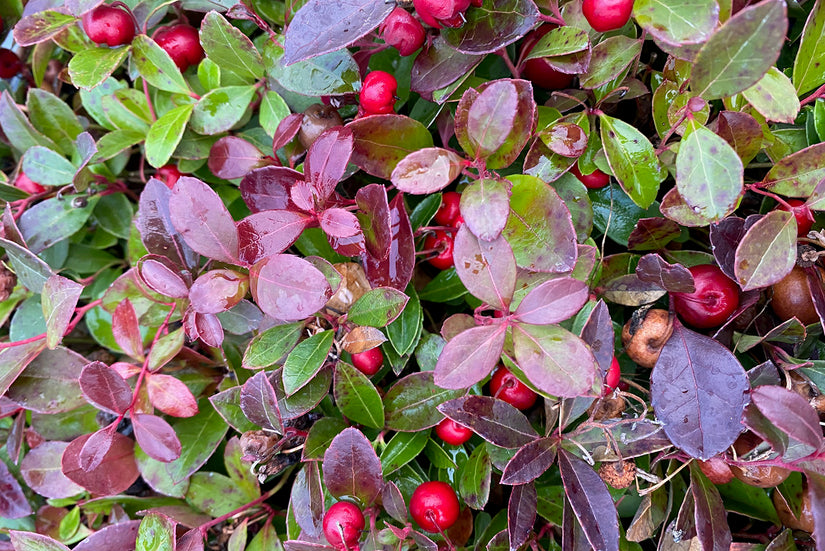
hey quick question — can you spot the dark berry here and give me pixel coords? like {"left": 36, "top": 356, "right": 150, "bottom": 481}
{"left": 351, "top": 347, "right": 384, "bottom": 376}
{"left": 582, "top": 0, "right": 635, "bottom": 32}
{"left": 323, "top": 501, "right": 365, "bottom": 550}
{"left": 771, "top": 265, "right": 823, "bottom": 326}
{"left": 435, "top": 418, "right": 472, "bottom": 445}
{"left": 672, "top": 264, "right": 739, "bottom": 329}
{"left": 424, "top": 230, "right": 455, "bottom": 270}
{"left": 0, "top": 49, "right": 23, "bottom": 79}
{"left": 380, "top": 7, "right": 426, "bottom": 57}
{"left": 409, "top": 481, "right": 460, "bottom": 533}
{"left": 489, "top": 366, "right": 537, "bottom": 410}
{"left": 82, "top": 5, "right": 135, "bottom": 47}
{"left": 153, "top": 24, "right": 204, "bottom": 71}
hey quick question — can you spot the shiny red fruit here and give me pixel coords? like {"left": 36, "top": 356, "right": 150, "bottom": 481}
{"left": 779, "top": 198, "right": 814, "bottom": 237}
{"left": 359, "top": 71, "right": 397, "bottom": 115}
{"left": 672, "top": 264, "right": 740, "bottom": 329}
{"left": 490, "top": 367, "right": 537, "bottom": 410}
{"left": 380, "top": 7, "right": 426, "bottom": 56}
{"left": 154, "top": 24, "right": 204, "bottom": 71}
{"left": 520, "top": 26, "right": 575, "bottom": 91}
{"left": 156, "top": 165, "right": 182, "bottom": 189}
{"left": 410, "top": 481, "right": 460, "bottom": 533}
{"left": 434, "top": 191, "right": 462, "bottom": 227}
{"left": 413, "top": 0, "right": 471, "bottom": 28}
{"left": 435, "top": 418, "right": 472, "bottom": 445}
{"left": 323, "top": 501, "right": 364, "bottom": 550}
{"left": 582, "top": 0, "right": 634, "bottom": 32}
{"left": 0, "top": 49, "right": 23, "bottom": 79}
{"left": 571, "top": 164, "right": 610, "bottom": 189}
{"left": 351, "top": 347, "right": 384, "bottom": 376}
{"left": 424, "top": 230, "right": 455, "bottom": 270}
{"left": 15, "top": 172, "right": 46, "bottom": 195}
{"left": 603, "top": 356, "right": 621, "bottom": 395}
{"left": 82, "top": 5, "right": 135, "bottom": 47}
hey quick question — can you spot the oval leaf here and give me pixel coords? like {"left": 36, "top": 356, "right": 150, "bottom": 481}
{"left": 322, "top": 427, "right": 383, "bottom": 505}
{"left": 433, "top": 325, "right": 507, "bottom": 390}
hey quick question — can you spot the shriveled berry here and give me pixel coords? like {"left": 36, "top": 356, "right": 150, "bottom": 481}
{"left": 409, "top": 481, "right": 460, "bottom": 533}
{"left": 489, "top": 366, "right": 537, "bottom": 410}
{"left": 154, "top": 24, "right": 204, "bottom": 71}
{"left": 672, "top": 264, "right": 739, "bottom": 329}
{"left": 598, "top": 459, "right": 636, "bottom": 489}
{"left": 435, "top": 418, "right": 472, "bottom": 445}
{"left": 351, "top": 347, "right": 384, "bottom": 376}
{"left": 359, "top": 71, "right": 397, "bottom": 115}
{"left": 323, "top": 501, "right": 365, "bottom": 550}
{"left": 82, "top": 5, "right": 135, "bottom": 47}
{"left": 622, "top": 308, "right": 674, "bottom": 368}
{"left": 380, "top": 7, "right": 426, "bottom": 56}
{"left": 424, "top": 230, "right": 455, "bottom": 270}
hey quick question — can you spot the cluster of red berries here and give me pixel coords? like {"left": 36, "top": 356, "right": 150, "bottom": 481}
{"left": 424, "top": 192, "right": 463, "bottom": 270}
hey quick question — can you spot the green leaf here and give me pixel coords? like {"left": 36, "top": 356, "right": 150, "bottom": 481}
{"left": 186, "top": 471, "right": 257, "bottom": 517}
{"left": 145, "top": 104, "right": 194, "bottom": 168}
{"left": 384, "top": 372, "right": 465, "bottom": 431}
{"left": 201, "top": 11, "right": 265, "bottom": 83}
{"left": 243, "top": 322, "right": 304, "bottom": 369}
{"left": 0, "top": 90, "right": 60, "bottom": 154}
{"left": 131, "top": 35, "right": 190, "bottom": 95}
{"left": 386, "top": 284, "right": 423, "bottom": 356}
{"left": 147, "top": 328, "right": 184, "bottom": 370}
{"left": 0, "top": 340, "right": 47, "bottom": 397}
{"left": 247, "top": 522, "right": 283, "bottom": 551}
{"left": 734, "top": 210, "right": 797, "bottom": 291}
{"left": 459, "top": 444, "right": 491, "bottom": 510}
{"left": 0, "top": 238, "right": 53, "bottom": 293}
{"left": 260, "top": 90, "right": 291, "bottom": 137}
{"left": 764, "top": 143, "right": 825, "bottom": 196}
{"left": 579, "top": 36, "right": 643, "bottom": 90}
{"left": 716, "top": 478, "right": 780, "bottom": 523}
{"left": 13, "top": 10, "right": 76, "bottom": 47}
{"left": 675, "top": 123, "right": 743, "bottom": 223}
{"left": 135, "top": 513, "right": 175, "bottom": 551}
{"left": 334, "top": 361, "right": 385, "bottom": 429}
{"left": 793, "top": 0, "right": 825, "bottom": 95}
{"left": 600, "top": 114, "right": 665, "bottom": 209}
{"left": 303, "top": 417, "right": 349, "bottom": 460}
{"left": 8, "top": 532, "right": 70, "bottom": 551}
{"left": 27, "top": 89, "right": 83, "bottom": 156}
{"left": 17, "top": 195, "right": 100, "bottom": 254}
{"left": 632, "top": 0, "right": 719, "bottom": 47}
{"left": 101, "top": 89, "right": 152, "bottom": 133}
{"left": 282, "top": 330, "right": 334, "bottom": 395}
{"left": 691, "top": 0, "right": 787, "bottom": 99}
{"left": 190, "top": 86, "right": 257, "bottom": 135}
{"left": 348, "top": 287, "right": 409, "bottom": 328}
{"left": 21, "top": 146, "right": 76, "bottom": 187}
{"left": 523, "top": 26, "right": 589, "bottom": 60}
{"left": 380, "top": 430, "right": 429, "bottom": 475}
{"left": 743, "top": 67, "right": 800, "bottom": 124}
{"left": 67, "top": 46, "right": 130, "bottom": 91}
{"left": 92, "top": 193, "right": 134, "bottom": 239}
{"left": 269, "top": 46, "right": 360, "bottom": 96}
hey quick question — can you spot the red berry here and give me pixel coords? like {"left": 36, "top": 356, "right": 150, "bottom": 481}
{"left": 351, "top": 347, "right": 384, "bottom": 376}
{"left": 323, "top": 501, "right": 365, "bottom": 550}
{"left": 520, "top": 26, "right": 575, "bottom": 91}
{"left": 570, "top": 164, "right": 610, "bottom": 189}
{"left": 582, "top": 0, "right": 634, "bottom": 32}
{"left": 409, "top": 481, "right": 460, "bottom": 533}
{"left": 153, "top": 24, "right": 204, "bottom": 71}
{"left": 603, "top": 356, "right": 621, "bottom": 395}
{"left": 424, "top": 230, "right": 455, "bottom": 270}
{"left": 434, "top": 192, "right": 461, "bottom": 227}
{"left": 413, "top": 0, "right": 471, "bottom": 29}
{"left": 82, "top": 5, "right": 135, "bottom": 47}
{"left": 435, "top": 418, "right": 472, "bottom": 445}
{"left": 672, "top": 264, "right": 740, "bottom": 329}
{"left": 0, "top": 49, "right": 23, "bottom": 79}
{"left": 156, "top": 164, "right": 183, "bottom": 189}
{"left": 359, "top": 71, "right": 397, "bottom": 115}
{"left": 778, "top": 198, "right": 814, "bottom": 237}
{"left": 15, "top": 172, "right": 46, "bottom": 195}
{"left": 380, "top": 8, "right": 426, "bottom": 57}
{"left": 489, "top": 367, "right": 537, "bottom": 410}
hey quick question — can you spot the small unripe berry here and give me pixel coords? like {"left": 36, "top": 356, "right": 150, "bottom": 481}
{"left": 489, "top": 367, "right": 537, "bottom": 410}
{"left": 409, "top": 481, "right": 460, "bottom": 533}
{"left": 82, "top": 5, "right": 135, "bottom": 47}
{"left": 359, "top": 71, "right": 397, "bottom": 115}
{"left": 435, "top": 418, "right": 472, "bottom": 445}
{"left": 323, "top": 501, "right": 365, "bottom": 550}
{"left": 380, "top": 8, "right": 426, "bottom": 57}
{"left": 153, "top": 24, "right": 204, "bottom": 71}
{"left": 351, "top": 347, "right": 384, "bottom": 376}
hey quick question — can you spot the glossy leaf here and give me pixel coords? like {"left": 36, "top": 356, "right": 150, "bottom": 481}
{"left": 0, "top": 458, "right": 32, "bottom": 518}
{"left": 334, "top": 361, "right": 385, "bottom": 429}
{"left": 131, "top": 35, "right": 189, "bottom": 95}
{"left": 79, "top": 361, "right": 132, "bottom": 415}
{"left": 209, "top": 137, "right": 266, "bottom": 180}
{"left": 201, "top": 11, "right": 264, "bottom": 82}
{"left": 243, "top": 322, "right": 304, "bottom": 369}
{"left": 636, "top": 254, "right": 695, "bottom": 293}
{"left": 514, "top": 277, "right": 589, "bottom": 325}
{"left": 136, "top": 179, "right": 198, "bottom": 270}
{"left": 146, "top": 373, "right": 199, "bottom": 418}
{"left": 438, "top": 395, "right": 538, "bottom": 449}
{"left": 169, "top": 176, "right": 239, "bottom": 264}
{"left": 410, "top": 35, "right": 484, "bottom": 95}
{"left": 384, "top": 372, "right": 465, "bottom": 431}
{"left": 240, "top": 370, "right": 283, "bottom": 432}
{"left": 386, "top": 284, "right": 423, "bottom": 356}
{"left": 764, "top": 142, "right": 825, "bottom": 196}
{"left": 508, "top": 482, "right": 537, "bottom": 550}
{"left": 460, "top": 178, "right": 510, "bottom": 242}
{"left": 41, "top": 274, "right": 83, "bottom": 350}
{"left": 633, "top": 0, "right": 719, "bottom": 47}
{"left": 322, "top": 427, "right": 383, "bottom": 505}
{"left": 282, "top": 330, "right": 334, "bottom": 396}
{"left": 348, "top": 288, "right": 409, "bottom": 328}
{"left": 306, "top": 127, "right": 353, "bottom": 200}
{"left": 460, "top": 444, "right": 491, "bottom": 509}
{"left": 434, "top": 324, "right": 507, "bottom": 390}
{"left": 67, "top": 46, "right": 130, "bottom": 91}
{"left": 733, "top": 210, "right": 796, "bottom": 290}
{"left": 362, "top": 194, "right": 416, "bottom": 291}
{"left": 751, "top": 385, "right": 824, "bottom": 452}
{"left": 356, "top": 184, "right": 392, "bottom": 261}
{"left": 743, "top": 67, "right": 800, "bottom": 123}
{"left": 441, "top": 0, "right": 539, "bottom": 54}
{"left": 501, "top": 437, "right": 557, "bottom": 485}
{"left": 291, "top": 463, "right": 324, "bottom": 539}
{"left": 132, "top": 413, "right": 181, "bottom": 463}
{"left": 20, "top": 441, "right": 83, "bottom": 500}
{"left": 145, "top": 104, "right": 194, "bottom": 169}
{"left": 238, "top": 210, "right": 310, "bottom": 267}
{"left": 348, "top": 115, "right": 434, "bottom": 179}
{"left": 18, "top": 195, "right": 99, "bottom": 254}
{"left": 580, "top": 37, "right": 643, "bottom": 90}
{"left": 600, "top": 115, "right": 665, "bottom": 209}
{"left": 453, "top": 226, "right": 516, "bottom": 311}
{"left": 793, "top": 0, "right": 825, "bottom": 94}
{"left": 191, "top": 86, "right": 257, "bottom": 135}
{"left": 62, "top": 432, "right": 139, "bottom": 495}
{"left": 9, "top": 532, "right": 70, "bottom": 551}
{"left": 21, "top": 146, "right": 76, "bottom": 188}
{"left": 391, "top": 148, "right": 464, "bottom": 195}
{"left": 380, "top": 430, "right": 429, "bottom": 476}
{"left": 112, "top": 299, "right": 143, "bottom": 361}
{"left": 250, "top": 254, "right": 332, "bottom": 321}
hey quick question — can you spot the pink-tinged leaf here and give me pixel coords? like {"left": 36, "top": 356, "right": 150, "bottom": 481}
{"left": 79, "top": 427, "right": 115, "bottom": 472}
{"left": 189, "top": 269, "right": 248, "bottom": 314}
{"left": 382, "top": 481, "right": 408, "bottom": 523}
{"left": 207, "top": 136, "right": 266, "bottom": 180}
{"left": 390, "top": 148, "right": 464, "bottom": 195}
{"left": 734, "top": 210, "right": 796, "bottom": 290}
{"left": 273, "top": 113, "right": 304, "bottom": 151}
{"left": 62, "top": 432, "right": 139, "bottom": 495}
{"left": 433, "top": 324, "right": 507, "bottom": 389}
{"left": 453, "top": 226, "right": 516, "bottom": 311}
{"left": 79, "top": 361, "right": 133, "bottom": 414}
{"left": 138, "top": 256, "right": 190, "bottom": 299}
{"left": 284, "top": 542, "right": 329, "bottom": 551}
{"left": 635, "top": 253, "right": 696, "bottom": 293}
{"left": 0, "top": 341, "right": 46, "bottom": 398}
{"left": 182, "top": 310, "right": 225, "bottom": 348}
{"left": 41, "top": 274, "right": 83, "bottom": 350}
{"left": 410, "top": 35, "right": 484, "bottom": 96}
{"left": 514, "top": 277, "right": 589, "bottom": 325}
{"left": 112, "top": 300, "right": 144, "bottom": 361}
{"left": 146, "top": 373, "right": 199, "bottom": 418}
{"left": 579, "top": 300, "right": 615, "bottom": 379}
{"left": 240, "top": 166, "right": 303, "bottom": 213}
{"left": 291, "top": 462, "right": 324, "bottom": 539}
{"left": 650, "top": 321, "right": 750, "bottom": 460}
{"left": 290, "top": 181, "right": 317, "bottom": 212}
{"left": 283, "top": 0, "right": 394, "bottom": 64}
{"left": 0, "top": 459, "right": 32, "bottom": 518}
{"left": 240, "top": 370, "right": 283, "bottom": 432}
{"left": 73, "top": 520, "right": 140, "bottom": 551}
{"left": 20, "top": 441, "right": 83, "bottom": 500}
{"left": 558, "top": 449, "right": 620, "bottom": 551}
{"left": 9, "top": 532, "right": 70, "bottom": 551}
{"left": 320, "top": 208, "right": 361, "bottom": 238}
{"left": 110, "top": 362, "right": 142, "bottom": 378}
{"left": 438, "top": 395, "right": 539, "bottom": 449}
{"left": 250, "top": 254, "right": 332, "bottom": 321}
{"left": 509, "top": 482, "right": 537, "bottom": 551}
{"left": 132, "top": 413, "right": 182, "bottom": 463}
{"left": 169, "top": 176, "right": 240, "bottom": 264}
{"left": 540, "top": 122, "right": 588, "bottom": 158}
{"left": 501, "top": 437, "right": 557, "bottom": 485}
{"left": 328, "top": 231, "right": 367, "bottom": 257}
{"left": 237, "top": 210, "right": 310, "bottom": 265}
{"left": 356, "top": 184, "right": 392, "bottom": 261}
{"left": 460, "top": 178, "right": 510, "bottom": 242}
{"left": 808, "top": 473, "right": 825, "bottom": 546}
{"left": 362, "top": 194, "right": 415, "bottom": 291}
{"left": 136, "top": 179, "right": 198, "bottom": 270}
{"left": 7, "top": 347, "right": 87, "bottom": 414}
{"left": 690, "top": 462, "right": 731, "bottom": 551}
{"left": 512, "top": 324, "right": 598, "bottom": 397}
{"left": 177, "top": 529, "right": 205, "bottom": 551}
{"left": 322, "top": 427, "right": 383, "bottom": 505}
{"left": 764, "top": 142, "right": 825, "bottom": 196}
{"left": 750, "top": 385, "right": 824, "bottom": 453}
{"left": 305, "top": 127, "right": 353, "bottom": 200}
{"left": 348, "top": 115, "right": 434, "bottom": 179}
{"left": 627, "top": 217, "right": 682, "bottom": 251}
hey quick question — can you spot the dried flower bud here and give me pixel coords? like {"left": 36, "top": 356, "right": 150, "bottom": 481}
{"left": 598, "top": 460, "right": 636, "bottom": 489}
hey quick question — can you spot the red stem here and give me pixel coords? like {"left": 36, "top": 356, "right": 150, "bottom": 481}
{"left": 800, "top": 82, "right": 825, "bottom": 107}
{"left": 0, "top": 299, "right": 102, "bottom": 349}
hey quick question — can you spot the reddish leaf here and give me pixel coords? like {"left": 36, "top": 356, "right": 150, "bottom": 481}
{"left": 305, "top": 127, "right": 353, "bottom": 200}
{"left": 240, "top": 166, "right": 302, "bottom": 213}
{"left": 433, "top": 324, "right": 506, "bottom": 390}
{"left": 627, "top": 217, "right": 682, "bottom": 251}
{"left": 290, "top": 180, "right": 317, "bottom": 212}
{"left": 381, "top": 481, "right": 408, "bottom": 523}
{"left": 188, "top": 269, "right": 248, "bottom": 315}
{"left": 362, "top": 194, "right": 415, "bottom": 291}
{"left": 240, "top": 370, "right": 283, "bottom": 432}
{"left": 207, "top": 136, "right": 266, "bottom": 180}
{"left": 460, "top": 178, "right": 510, "bottom": 242}
{"left": 501, "top": 437, "right": 557, "bottom": 485}
{"left": 0, "top": 458, "right": 32, "bottom": 518}
{"left": 112, "top": 300, "right": 144, "bottom": 361}
{"left": 319, "top": 208, "right": 361, "bottom": 238}
{"left": 237, "top": 210, "right": 310, "bottom": 265}
{"left": 579, "top": 300, "right": 615, "bottom": 380}
{"left": 79, "top": 361, "right": 133, "bottom": 414}
{"left": 193, "top": 312, "right": 224, "bottom": 348}
{"left": 20, "top": 441, "right": 83, "bottom": 499}
{"left": 176, "top": 529, "right": 205, "bottom": 551}
{"left": 322, "top": 427, "right": 383, "bottom": 505}
{"left": 169, "top": 176, "right": 240, "bottom": 264}
{"left": 453, "top": 227, "right": 516, "bottom": 311}
{"left": 136, "top": 179, "right": 199, "bottom": 270}
{"left": 138, "top": 256, "right": 190, "bottom": 299}
{"left": 635, "top": 253, "right": 696, "bottom": 293}
{"left": 250, "top": 254, "right": 332, "bottom": 321}
{"left": 291, "top": 462, "right": 324, "bottom": 538}
{"left": 750, "top": 385, "right": 824, "bottom": 453}
{"left": 132, "top": 413, "right": 182, "bottom": 463}
{"left": 557, "top": 449, "right": 619, "bottom": 551}
{"left": 73, "top": 520, "right": 141, "bottom": 551}
{"left": 348, "top": 115, "right": 434, "bottom": 179}
{"left": 410, "top": 36, "right": 484, "bottom": 96}
{"left": 438, "top": 396, "right": 539, "bottom": 449}
{"left": 146, "top": 373, "right": 199, "bottom": 418}
{"left": 514, "top": 277, "right": 589, "bottom": 325}
{"left": 62, "top": 432, "right": 139, "bottom": 495}
{"left": 8, "top": 532, "right": 69, "bottom": 551}
{"left": 808, "top": 473, "right": 825, "bottom": 547}
{"left": 508, "top": 482, "right": 537, "bottom": 551}
{"left": 328, "top": 230, "right": 367, "bottom": 257}
{"left": 42, "top": 274, "right": 83, "bottom": 350}
{"left": 273, "top": 113, "right": 304, "bottom": 151}
{"left": 690, "top": 463, "right": 731, "bottom": 551}
{"left": 650, "top": 321, "right": 750, "bottom": 460}
{"left": 79, "top": 427, "right": 115, "bottom": 472}
{"left": 391, "top": 148, "right": 464, "bottom": 195}
{"left": 356, "top": 184, "right": 392, "bottom": 261}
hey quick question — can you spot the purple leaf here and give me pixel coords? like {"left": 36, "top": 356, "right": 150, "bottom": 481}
{"left": 808, "top": 473, "right": 825, "bottom": 546}
{"left": 273, "top": 113, "right": 304, "bottom": 152}
{"left": 579, "top": 300, "right": 615, "bottom": 380}
{"left": 356, "top": 184, "right": 392, "bottom": 261}
{"left": 177, "top": 529, "right": 205, "bottom": 551}
{"left": 514, "top": 277, "right": 589, "bottom": 325}
{"left": 460, "top": 179, "right": 510, "bottom": 242}
{"left": 635, "top": 254, "right": 696, "bottom": 293}
{"left": 750, "top": 385, "right": 824, "bottom": 453}
{"left": 557, "top": 448, "right": 619, "bottom": 551}
{"left": 193, "top": 312, "right": 224, "bottom": 348}
{"left": 240, "top": 370, "right": 283, "bottom": 432}
{"left": 433, "top": 324, "right": 507, "bottom": 390}
{"left": 237, "top": 211, "right": 310, "bottom": 266}
{"left": 138, "top": 256, "right": 190, "bottom": 299}
{"left": 690, "top": 463, "right": 731, "bottom": 551}
{"left": 322, "top": 427, "right": 383, "bottom": 505}
{"left": 709, "top": 217, "right": 746, "bottom": 281}
{"left": 453, "top": 226, "right": 516, "bottom": 311}
{"left": 62, "top": 432, "right": 139, "bottom": 496}
{"left": 240, "top": 166, "right": 302, "bottom": 213}
{"left": 305, "top": 127, "right": 353, "bottom": 200}
{"left": 79, "top": 427, "right": 115, "bottom": 472}
{"left": 437, "top": 395, "right": 538, "bottom": 449}
{"left": 362, "top": 194, "right": 415, "bottom": 291}
{"left": 501, "top": 437, "right": 557, "bottom": 485}
{"left": 320, "top": 207, "right": 361, "bottom": 239}
{"left": 250, "top": 254, "right": 332, "bottom": 321}
{"left": 391, "top": 148, "right": 464, "bottom": 195}
{"left": 73, "top": 520, "right": 140, "bottom": 551}
{"left": 411, "top": 35, "right": 484, "bottom": 96}
{"left": 20, "top": 441, "right": 82, "bottom": 499}
{"left": 348, "top": 115, "right": 434, "bottom": 179}
{"left": 42, "top": 274, "right": 83, "bottom": 350}
{"left": 384, "top": 372, "right": 466, "bottom": 432}
{"left": 136, "top": 179, "right": 198, "bottom": 270}
{"left": 441, "top": 0, "right": 539, "bottom": 55}
{"left": 208, "top": 136, "right": 266, "bottom": 180}
{"left": 650, "top": 321, "right": 750, "bottom": 460}
{"left": 79, "top": 361, "right": 132, "bottom": 414}
{"left": 169, "top": 177, "right": 239, "bottom": 264}
{"left": 734, "top": 210, "right": 796, "bottom": 290}
{"left": 512, "top": 324, "right": 598, "bottom": 397}
{"left": 0, "top": 459, "right": 32, "bottom": 518}
{"left": 133, "top": 413, "right": 182, "bottom": 464}
{"left": 508, "top": 482, "right": 537, "bottom": 551}
{"left": 381, "top": 481, "right": 408, "bottom": 523}
{"left": 291, "top": 462, "right": 324, "bottom": 538}
{"left": 112, "top": 300, "right": 144, "bottom": 361}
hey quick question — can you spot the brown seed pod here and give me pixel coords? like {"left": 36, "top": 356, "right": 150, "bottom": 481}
{"left": 771, "top": 265, "right": 824, "bottom": 325}
{"left": 772, "top": 482, "right": 815, "bottom": 533}
{"left": 298, "top": 104, "right": 344, "bottom": 150}
{"left": 598, "top": 459, "right": 636, "bottom": 489}
{"left": 698, "top": 455, "right": 734, "bottom": 485}
{"left": 587, "top": 394, "right": 626, "bottom": 420}
{"left": 622, "top": 308, "right": 674, "bottom": 368}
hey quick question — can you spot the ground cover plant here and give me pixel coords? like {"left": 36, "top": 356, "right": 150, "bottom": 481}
{"left": 0, "top": 0, "right": 824, "bottom": 549}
